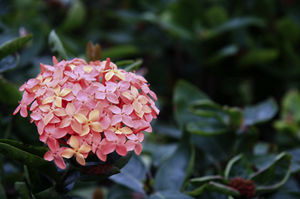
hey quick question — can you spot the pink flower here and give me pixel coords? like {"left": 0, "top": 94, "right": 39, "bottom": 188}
{"left": 14, "top": 57, "right": 159, "bottom": 169}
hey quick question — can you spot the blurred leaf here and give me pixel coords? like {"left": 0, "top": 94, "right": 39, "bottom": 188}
{"left": 190, "top": 175, "right": 223, "bottom": 184}
{"left": 0, "top": 34, "right": 32, "bottom": 59}
{"left": 153, "top": 123, "right": 182, "bottom": 139}
{"left": 208, "top": 45, "right": 238, "bottom": 64}
{"left": 276, "top": 17, "right": 300, "bottom": 42}
{"left": 15, "top": 181, "right": 31, "bottom": 199}
{"left": 0, "top": 139, "right": 47, "bottom": 157}
{"left": 79, "top": 152, "right": 132, "bottom": 181}
{"left": 0, "top": 76, "right": 21, "bottom": 106}
{"left": 224, "top": 154, "right": 253, "bottom": 180}
{"left": 0, "top": 181, "right": 7, "bottom": 199}
{"left": 214, "top": 17, "right": 265, "bottom": 34}
{"left": 143, "top": 143, "right": 177, "bottom": 167}
{"left": 110, "top": 154, "right": 146, "bottom": 194}
{"left": 239, "top": 48, "right": 279, "bottom": 66}
{"left": 154, "top": 136, "right": 195, "bottom": 191}
{"left": 102, "top": 45, "right": 139, "bottom": 60}
{"left": 34, "top": 187, "right": 64, "bottom": 199}
{"left": 124, "top": 59, "right": 143, "bottom": 72}
{"left": 107, "top": 185, "right": 135, "bottom": 199}
{"left": 250, "top": 152, "right": 291, "bottom": 194}
{"left": 0, "top": 54, "right": 19, "bottom": 73}
{"left": 173, "top": 80, "right": 208, "bottom": 129}
{"left": 188, "top": 181, "right": 240, "bottom": 197}
{"left": 243, "top": 98, "right": 278, "bottom": 126}
{"left": 148, "top": 190, "right": 194, "bottom": 199}
{"left": 61, "top": 0, "right": 86, "bottom": 31}
{"left": 187, "top": 118, "right": 227, "bottom": 136}
{"left": 48, "top": 30, "right": 68, "bottom": 60}
{"left": 86, "top": 41, "right": 101, "bottom": 61}
{"left": 287, "top": 148, "right": 300, "bottom": 173}
{"left": 0, "top": 141, "right": 59, "bottom": 181}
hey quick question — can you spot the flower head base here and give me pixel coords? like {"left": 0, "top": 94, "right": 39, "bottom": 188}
{"left": 14, "top": 57, "right": 159, "bottom": 169}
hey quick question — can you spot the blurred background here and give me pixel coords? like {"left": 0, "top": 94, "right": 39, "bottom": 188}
{"left": 1, "top": 0, "right": 300, "bottom": 199}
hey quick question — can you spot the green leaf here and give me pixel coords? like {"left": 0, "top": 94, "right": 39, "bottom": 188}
{"left": 243, "top": 98, "right": 278, "bottom": 126}
{"left": 0, "top": 139, "right": 47, "bottom": 157}
{"left": 0, "top": 54, "right": 19, "bottom": 73}
{"left": 173, "top": 80, "right": 208, "bottom": 129}
{"left": 214, "top": 17, "right": 265, "bottom": 34}
{"left": 0, "top": 141, "right": 59, "bottom": 181}
{"left": 124, "top": 59, "right": 143, "bottom": 72}
{"left": 143, "top": 143, "right": 177, "bottom": 167}
{"left": 34, "top": 187, "right": 64, "bottom": 199}
{"left": 48, "top": 30, "right": 68, "bottom": 60}
{"left": 288, "top": 148, "right": 300, "bottom": 173}
{"left": 224, "top": 154, "right": 253, "bottom": 180}
{"left": 148, "top": 191, "right": 194, "bottom": 199}
{"left": 250, "top": 152, "right": 291, "bottom": 194}
{"left": 15, "top": 181, "right": 31, "bottom": 199}
{"left": 187, "top": 181, "right": 240, "bottom": 197}
{"left": 0, "top": 34, "right": 32, "bottom": 59}
{"left": 0, "top": 76, "right": 21, "bottom": 106}
{"left": 239, "top": 48, "right": 279, "bottom": 66}
{"left": 61, "top": 0, "right": 86, "bottom": 31}
{"left": 102, "top": 45, "right": 139, "bottom": 60}
{"left": 154, "top": 136, "right": 194, "bottom": 191}
{"left": 187, "top": 118, "right": 228, "bottom": 136}
{"left": 109, "top": 154, "right": 146, "bottom": 193}
{"left": 0, "top": 181, "right": 7, "bottom": 199}
{"left": 190, "top": 175, "right": 223, "bottom": 184}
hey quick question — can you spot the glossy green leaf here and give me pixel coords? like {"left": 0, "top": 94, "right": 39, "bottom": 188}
{"left": 188, "top": 181, "right": 240, "bottom": 197}
{"left": 148, "top": 191, "right": 194, "bottom": 199}
{"left": 124, "top": 59, "right": 143, "bottom": 72}
{"left": 239, "top": 48, "right": 279, "bottom": 66}
{"left": 190, "top": 175, "right": 223, "bottom": 184}
{"left": 0, "top": 76, "right": 21, "bottom": 106}
{"left": 250, "top": 152, "right": 291, "bottom": 194}
{"left": 0, "top": 34, "right": 32, "bottom": 59}
{"left": 109, "top": 154, "right": 146, "bottom": 193}
{"left": 154, "top": 136, "right": 194, "bottom": 191}
{"left": 243, "top": 98, "right": 278, "bottom": 126}
{"left": 0, "top": 141, "right": 59, "bottom": 181}
{"left": 34, "top": 187, "right": 64, "bottom": 199}
{"left": 187, "top": 118, "right": 228, "bottom": 136}
{"left": 173, "top": 80, "right": 208, "bottom": 129}
{"left": 287, "top": 148, "right": 300, "bottom": 173}
{"left": 0, "top": 54, "right": 19, "bottom": 73}
{"left": 62, "top": 0, "right": 86, "bottom": 31}
{"left": 15, "top": 181, "right": 31, "bottom": 199}
{"left": 48, "top": 30, "right": 68, "bottom": 60}
{"left": 224, "top": 154, "right": 253, "bottom": 180}
{"left": 143, "top": 143, "right": 177, "bottom": 167}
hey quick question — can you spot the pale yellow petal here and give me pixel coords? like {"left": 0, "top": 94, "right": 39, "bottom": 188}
{"left": 91, "top": 122, "right": 103, "bottom": 132}
{"left": 79, "top": 145, "right": 91, "bottom": 154}
{"left": 54, "top": 97, "right": 62, "bottom": 107}
{"left": 116, "top": 71, "right": 125, "bottom": 80}
{"left": 142, "top": 105, "right": 152, "bottom": 113}
{"left": 88, "top": 109, "right": 99, "bottom": 121}
{"left": 105, "top": 71, "right": 114, "bottom": 81}
{"left": 122, "top": 91, "right": 133, "bottom": 100}
{"left": 53, "top": 87, "right": 61, "bottom": 96}
{"left": 83, "top": 65, "right": 93, "bottom": 73}
{"left": 120, "top": 127, "right": 132, "bottom": 135}
{"left": 69, "top": 136, "right": 79, "bottom": 149}
{"left": 74, "top": 113, "right": 88, "bottom": 123}
{"left": 60, "top": 88, "right": 72, "bottom": 97}
{"left": 131, "top": 86, "right": 139, "bottom": 97}
{"left": 80, "top": 125, "right": 90, "bottom": 136}
{"left": 42, "top": 96, "right": 54, "bottom": 105}
{"left": 133, "top": 100, "right": 142, "bottom": 113}
{"left": 62, "top": 148, "right": 75, "bottom": 158}
{"left": 75, "top": 153, "right": 86, "bottom": 166}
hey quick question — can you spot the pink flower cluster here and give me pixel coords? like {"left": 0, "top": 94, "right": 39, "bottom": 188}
{"left": 14, "top": 57, "right": 159, "bottom": 169}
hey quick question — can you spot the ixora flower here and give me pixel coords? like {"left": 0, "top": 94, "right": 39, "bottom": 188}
{"left": 14, "top": 57, "right": 159, "bottom": 169}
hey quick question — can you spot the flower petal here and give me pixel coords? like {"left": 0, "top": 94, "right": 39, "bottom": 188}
{"left": 61, "top": 148, "right": 75, "bottom": 158}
